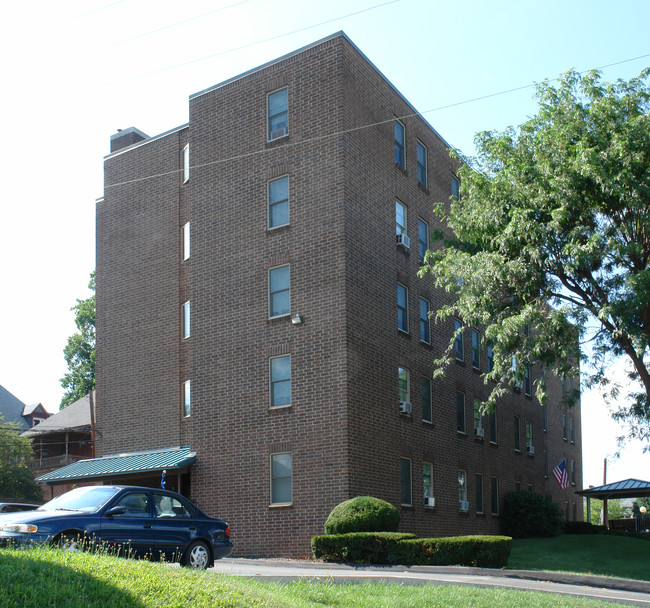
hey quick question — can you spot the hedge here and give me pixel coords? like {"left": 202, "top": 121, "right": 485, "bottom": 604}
{"left": 311, "top": 532, "right": 416, "bottom": 564}
{"left": 563, "top": 521, "right": 603, "bottom": 534}
{"left": 387, "top": 535, "right": 512, "bottom": 568}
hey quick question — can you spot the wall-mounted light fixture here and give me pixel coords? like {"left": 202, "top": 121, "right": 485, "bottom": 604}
{"left": 291, "top": 313, "right": 303, "bottom": 325}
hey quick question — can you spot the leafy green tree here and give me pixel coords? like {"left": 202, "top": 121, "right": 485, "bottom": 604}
{"left": 60, "top": 272, "right": 95, "bottom": 409}
{"left": 0, "top": 416, "right": 42, "bottom": 501}
{"left": 584, "top": 498, "right": 623, "bottom": 522}
{"left": 420, "top": 69, "right": 650, "bottom": 442}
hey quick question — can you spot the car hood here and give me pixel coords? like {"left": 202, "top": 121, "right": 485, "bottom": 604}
{"left": 0, "top": 509, "right": 91, "bottom": 524}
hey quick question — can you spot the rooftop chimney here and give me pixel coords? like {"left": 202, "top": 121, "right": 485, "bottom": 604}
{"left": 110, "top": 127, "right": 149, "bottom": 153}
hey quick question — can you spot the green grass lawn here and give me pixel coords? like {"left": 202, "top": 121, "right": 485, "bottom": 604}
{"left": 508, "top": 534, "right": 650, "bottom": 581}
{"left": 0, "top": 545, "right": 631, "bottom": 608}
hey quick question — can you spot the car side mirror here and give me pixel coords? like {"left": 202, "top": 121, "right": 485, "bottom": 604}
{"left": 105, "top": 506, "right": 127, "bottom": 517}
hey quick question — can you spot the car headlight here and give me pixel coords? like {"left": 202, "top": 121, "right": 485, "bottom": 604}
{"left": 0, "top": 523, "right": 38, "bottom": 533}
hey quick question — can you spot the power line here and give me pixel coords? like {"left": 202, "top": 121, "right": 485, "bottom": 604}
{"left": 104, "top": 51, "right": 650, "bottom": 191}
{"left": 113, "top": 0, "right": 401, "bottom": 84}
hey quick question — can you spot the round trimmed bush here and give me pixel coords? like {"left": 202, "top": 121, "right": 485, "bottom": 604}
{"left": 324, "top": 496, "right": 399, "bottom": 534}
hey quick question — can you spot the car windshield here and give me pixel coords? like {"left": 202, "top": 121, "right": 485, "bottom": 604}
{"left": 38, "top": 487, "right": 120, "bottom": 513}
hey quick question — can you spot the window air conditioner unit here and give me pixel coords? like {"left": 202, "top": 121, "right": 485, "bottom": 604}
{"left": 475, "top": 427, "right": 485, "bottom": 438}
{"left": 399, "top": 401, "right": 412, "bottom": 415}
{"left": 424, "top": 496, "right": 435, "bottom": 507}
{"left": 527, "top": 445, "right": 535, "bottom": 455}
{"left": 270, "top": 126, "right": 288, "bottom": 140}
{"left": 396, "top": 233, "right": 410, "bottom": 249}
{"left": 459, "top": 500, "right": 469, "bottom": 512}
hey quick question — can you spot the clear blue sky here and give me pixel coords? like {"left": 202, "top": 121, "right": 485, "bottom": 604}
{"left": 1, "top": 0, "right": 649, "bottom": 487}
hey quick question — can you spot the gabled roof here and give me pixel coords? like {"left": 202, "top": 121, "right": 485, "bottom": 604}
{"left": 22, "top": 393, "right": 92, "bottom": 437}
{"left": 22, "top": 403, "right": 48, "bottom": 417}
{"left": 0, "top": 385, "right": 29, "bottom": 430}
{"left": 577, "top": 479, "right": 650, "bottom": 499}
{"left": 35, "top": 446, "right": 196, "bottom": 483}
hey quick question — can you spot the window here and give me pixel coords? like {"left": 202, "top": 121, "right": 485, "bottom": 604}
{"left": 182, "top": 144, "right": 190, "bottom": 183}
{"left": 397, "top": 284, "right": 409, "bottom": 333}
{"left": 267, "top": 88, "right": 288, "bottom": 140}
{"left": 475, "top": 474, "right": 484, "bottom": 513}
{"left": 526, "top": 421, "right": 533, "bottom": 452}
{"left": 114, "top": 492, "right": 151, "bottom": 518}
{"left": 394, "top": 120, "right": 405, "bottom": 168}
{"left": 489, "top": 409, "right": 497, "bottom": 443}
{"left": 456, "top": 391, "right": 466, "bottom": 433}
{"left": 514, "top": 415, "right": 521, "bottom": 451}
{"left": 421, "top": 377, "right": 432, "bottom": 423}
{"left": 451, "top": 175, "right": 460, "bottom": 198}
{"left": 395, "top": 200, "right": 407, "bottom": 236}
{"left": 154, "top": 493, "right": 191, "bottom": 519}
{"left": 454, "top": 319, "right": 464, "bottom": 361}
{"left": 515, "top": 481, "right": 522, "bottom": 492}
{"left": 400, "top": 458, "right": 412, "bottom": 506}
{"left": 524, "top": 366, "right": 531, "bottom": 396}
{"left": 419, "top": 297, "right": 430, "bottom": 343}
{"left": 417, "top": 219, "right": 428, "bottom": 264}
{"left": 471, "top": 329, "right": 480, "bottom": 369}
{"left": 182, "top": 301, "right": 190, "bottom": 339}
{"left": 182, "top": 222, "right": 190, "bottom": 261}
{"left": 270, "top": 452, "right": 292, "bottom": 505}
{"left": 398, "top": 367, "right": 410, "bottom": 404}
{"left": 423, "top": 462, "right": 434, "bottom": 505}
{"left": 458, "top": 470, "right": 467, "bottom": 508}
{"left": 416, "top": 140, "right": 427, "bottom": 187}
{"left": 528, "top": 484, "right": 534, "bottom": 493}
{"left": 268, "top": 175, "right": 289, "bottom": 228}
{"left": 491, "top": 477, "right": 499, "bottom": 514}
{"left": 562, "top": 414, "right": 568, "bottom": 440}
{"left": 270, "top": 355, "right": 291, "bottom": 408}
{"left": 571, "top": 459, "right": 576, "bottom": 486}
{"left": 269, "top": 265, "right": 290, "bottom": 318}
{"left": 182, "top": 380, "right": 191, "bottom": 417}
{"left": 570, "top": 418, "right": 575, "bottom": 443}
{"left": 512, "top": 356, "right": 522, "bottom": 389}
{"left": 487, "top": 344, "right": 494, "bottom": 372}
{"left": 473, "top": 398, "right": 483, "bottom": 435}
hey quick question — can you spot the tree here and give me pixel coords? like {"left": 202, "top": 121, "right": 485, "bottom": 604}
{"left": 584, "top": 498, "right": 624, "bottom": 523}
{"left": 0, "top": 416, "right": 42, "bottom": 501}
{"left": 420, "top": 69, "right": 650, "bottom": 443}
{"left": 60, "top": 272, "right": 95, "bottom": 409}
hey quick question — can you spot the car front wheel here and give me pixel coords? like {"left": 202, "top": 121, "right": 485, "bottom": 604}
{"left": 56, "top": 532, "right": 84, "bottom": 553}
{"left": 182, "top": 540, "right": 211, "bottom": 569}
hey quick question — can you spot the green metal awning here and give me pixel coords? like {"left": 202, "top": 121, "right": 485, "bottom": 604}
{"left": 35, "top": 446, "right": 196, "bottom": 483}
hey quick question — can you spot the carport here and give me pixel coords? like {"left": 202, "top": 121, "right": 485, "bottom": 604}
{"left": 577, "top": 478, "right": 650, "bottom": 529}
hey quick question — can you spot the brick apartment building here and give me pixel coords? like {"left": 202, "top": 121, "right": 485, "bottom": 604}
{"left": 72, "top": 32, "right": 582, "bottom": 557}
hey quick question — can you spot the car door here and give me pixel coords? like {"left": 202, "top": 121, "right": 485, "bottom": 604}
{"left": 98, "top": 491, "right": 155, "bottom": 558}
{"left": 152, "top": 492, "right": 196, "bottom": 561}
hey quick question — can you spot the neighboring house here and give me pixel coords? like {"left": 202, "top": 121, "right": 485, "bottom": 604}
{"left": 0, "top": 385, "right": 49, "bottom": 430}
{"left": 23, "top": 393, "right": 94, "bottom": 499}
{"left": 39, "top": 32, "right": 583, "bottom": 557}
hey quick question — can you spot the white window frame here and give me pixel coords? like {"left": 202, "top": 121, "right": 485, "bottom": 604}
{"left": 394, "top": 119, "right": 405, "bottom": 168}
{"left": 270, "top": 452, "right": 292, "bottom": 505}
{"left": 423, "top": 461, "right": 434, "bottom": 505}
{"left": 182, "top": 222, "right": 190, "bottom": 261}
{"left": 458, "top": 469, "right": 467, "bottom": 505}
{"left": 267, "top": 87, "right": 288, "bottom": 141}
{"left": 269, "top": 354, "right": 291, "bottom": 409}
{"left": 182, "top": 380, "right": 191, "bottom": 418}
{"left": 452, "top": 174, "right": 460, "bottom": 198}
{"left": 268, "top": 264, "right": 290, "bottom": 318}
{"left": 182, "top": 144, "right": 190, "bottom": 183}
{"left": 268, "top": 174, "right": 289, "bottom": 229}
{"left": 526, "top": 420, "right": 533, "bottom": 451}
{"left": 182, "top": 301, "right": 190, "bottom": 339}
{"left": 395, "top": 200, "right": 407, "bottom": 236}
{"left": 473, "top": 398, "right": 483, "bottom": 433}
{"left": 454, "top": 319, "right": 464, "bottom": 361}
{"left": 398, "top": 367, "right": 410, "bottom": 404}
{"left": 416, "top": 140, "right": 427, "bottom": 188}
{"left": 397, "top": 283, "right": 409, "bottom": 333}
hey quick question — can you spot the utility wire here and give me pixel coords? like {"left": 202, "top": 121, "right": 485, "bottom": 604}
{"left": 114, "top": 0, "right": 401, "bottom": 83}
{"left": 105, "top": 51, "right": 650, "bottom": 190}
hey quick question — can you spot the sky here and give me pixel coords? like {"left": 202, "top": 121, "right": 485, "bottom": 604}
{"left": 1, "top": 0, "right": 649, "bottom": 489}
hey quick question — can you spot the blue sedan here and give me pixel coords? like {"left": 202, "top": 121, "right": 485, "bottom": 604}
{"left": 0, "top": 485, "right": 233, "bottom": 569}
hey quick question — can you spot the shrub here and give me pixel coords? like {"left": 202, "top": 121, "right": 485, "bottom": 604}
{"left": 323, "top": 496, "right": 400, "bottom": 534}
{"left": 311, "top": 532, "right": 416, "bottom": 564}
{"left": 564, "top": 521, "right": 602, "bottom": 534}
{"left": 501, "top": 491, "right": 563, "bottom": 538}
{"left": 388, "top": 535, "right": 512, "bottom": 568}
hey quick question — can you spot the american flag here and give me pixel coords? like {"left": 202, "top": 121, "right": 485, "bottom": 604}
{"left": 552, "top": 458, "right": 569, "bottom": 489}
